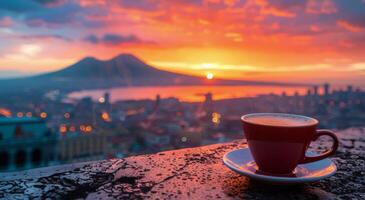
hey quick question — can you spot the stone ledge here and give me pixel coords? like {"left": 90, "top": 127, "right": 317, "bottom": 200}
{"left": 0, "top": 128, "right": 364, "bottom": 200}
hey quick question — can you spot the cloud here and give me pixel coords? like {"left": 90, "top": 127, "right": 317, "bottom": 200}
{"left": 350, "top": 63, "right": 365, "bottom": 72}
{"left": 19, "top": 34, "right": 72, "bottom": 41}
{"left": 177, "top": 0, "right": 204, "bottom": 5}
{"left": 253, "top": 0, "right": 304, "bottom": 18}
{"left": 341, "top": 15, "right": 365, "bottom": 31}
{"left": 83, "top": 34, "right": 144, "bottom": 45}
{"left": 0, "top": 17, "right": 13, "bottom": 27}
{"left": 103, "top": 34, "right": 141, "bottom": 45}
{"left": 306, "top": 0, "right": 337, "bottom": 14}
{"left": 337, "top": 20, "right": 363, "bottom": 32}
{"left": 0, "top": 1, "right": 102, "bottom": 30}
{"left": 25, "top": 3, "right": 81, "bottom": 27}
{"left": 261, "top": 7, "right": 296, "bottom": 18}
{"left": 117, "top": 0, "right": 158, "bottom": 11}
{"left": 151, "top": 61, "right": 332, "bottom": 73}
{"left": 83, "top": 35, "right": 99, "bottom": 44}
{"left": 0, "top": 0, "right": 40, "bottom": 12}
{"left": 1, "top": 0, "right": 365, "bottom": 84}
{"left": 20, "top": 44, "right": 42, "bottom": 56}
{"left": 32, "top": 0, "right": 66, "bottom": 6}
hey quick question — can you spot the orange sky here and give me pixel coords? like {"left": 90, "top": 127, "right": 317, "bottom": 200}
{"left": 0, "top": 0, "right": 365, "bottom": 86}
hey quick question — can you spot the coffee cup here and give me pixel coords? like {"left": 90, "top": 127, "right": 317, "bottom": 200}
{"left": 241, "top": 113, "right": 339, "bottom": 175}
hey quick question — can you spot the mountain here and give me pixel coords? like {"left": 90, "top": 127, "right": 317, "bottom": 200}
{"left": 0, "top": 54, "right": 302, "bottom": 93}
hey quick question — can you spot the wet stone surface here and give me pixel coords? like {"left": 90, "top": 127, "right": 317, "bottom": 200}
{"left": 1, "top": 128, "right": 365, "bottom": 200}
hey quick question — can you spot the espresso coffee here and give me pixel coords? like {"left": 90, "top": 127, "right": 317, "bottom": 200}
{"left": 244, "top": 113, "right": 316, "bottom": 127}
{"left": 241, "top": 113, "right": 338, "bottom": 174}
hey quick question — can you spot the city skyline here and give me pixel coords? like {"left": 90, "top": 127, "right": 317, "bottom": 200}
{"left": 0, "top": 0, "right": 365, "bottom": 85}
{"left": 1, "top": 81, "right": 364, "bottom": 172}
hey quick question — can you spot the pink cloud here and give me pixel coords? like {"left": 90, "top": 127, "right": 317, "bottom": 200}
{"left": 306, "top": 0, "right": 337, "bottom": 14}
{"left": 337, "top": 20, "right": 364, "bottom": 33}
{"left": 261, "top": 6, "right": 296, "bottom": 18}
{"left": 0, "top": 17, "right": 13, "bottom": 27}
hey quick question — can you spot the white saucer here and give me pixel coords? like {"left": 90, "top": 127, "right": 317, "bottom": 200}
{"left": 223, "top": 148, "right": 337, "bottom": 184}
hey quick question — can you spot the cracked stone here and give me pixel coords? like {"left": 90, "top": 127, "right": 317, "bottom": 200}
{"left": 0, "top": 128, "right": 364, "bottom": 199}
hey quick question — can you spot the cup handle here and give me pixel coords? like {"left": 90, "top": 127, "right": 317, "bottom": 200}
{"left": 300, "top": 129, "right": 339, "bottom": 164}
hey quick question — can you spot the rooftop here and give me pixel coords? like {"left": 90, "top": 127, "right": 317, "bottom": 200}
{"left": 0, "top": 128, "right": 364, "bottom": 199}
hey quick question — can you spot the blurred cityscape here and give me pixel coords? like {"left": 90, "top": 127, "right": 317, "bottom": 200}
{"left": 1, "top": 83, "right": 364, "bottom": 172}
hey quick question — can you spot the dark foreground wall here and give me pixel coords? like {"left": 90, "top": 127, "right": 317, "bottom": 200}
{"left": 0, "top": 128, "right": 364, "bottom": 199}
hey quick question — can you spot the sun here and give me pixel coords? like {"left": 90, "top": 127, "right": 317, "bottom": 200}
{"left": 206, "top": 72, "right": 214, "bottom": 80}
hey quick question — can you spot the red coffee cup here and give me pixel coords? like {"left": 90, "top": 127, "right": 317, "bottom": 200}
{"left": 241, "top": 113, "right": 339, "bottom": 175}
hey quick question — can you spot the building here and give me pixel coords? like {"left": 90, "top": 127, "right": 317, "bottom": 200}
{"left": 58, "top": 129, "right": 107, "bottom": 163}
{"left": 324, "top": 83, "right": 330, "bottom": 97}
{"left": 313, "top": 85, "right": 319, "bottom": 96}
{"left": 0, "top": 117, "right": 58, "bottom": 172}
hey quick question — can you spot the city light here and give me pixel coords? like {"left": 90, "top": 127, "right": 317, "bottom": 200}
{"left": 98, "top": 97, "right": 105, "bottom": 103}
{"left": 206, "top": 72, "right": 214, "bottom": 80}
{"left": 0, "top": 108, "right": 11, "bottom": 117}
{"left": 40, "top": 112, "right": 47, "bottom": 118}
{"left": 64, "top": 113, "right": 70, "bottom": 119}
{"left": 17, "top": 112, "right": 23, "bottom": 117}
{"left": 212, "top": 112, "right": 221, "bottom": 124}
{"left": 59, "top": 124, "right": 67, "bottom": 134}
{"left": 80, "top": 124, "right": 93, "bottom": 133}
{"left": 85, "top": 125, "right": 92, "bottom": 132}
{"left": 80, "top": 125, "right": 86, "bottom": 132}
{"left": 26, "top": 112, "right": 32, "bottom": 117}
{"left": 101, "top": 112, "right": 111, "bottom": 122}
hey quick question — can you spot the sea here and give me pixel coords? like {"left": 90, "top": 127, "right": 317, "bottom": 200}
{"left": 68, "top": 85, "right": 309, "bottom": 103}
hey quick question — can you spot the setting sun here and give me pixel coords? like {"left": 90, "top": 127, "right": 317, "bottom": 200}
{"left": 206, "top": 72, "right": 214, "bottom": 80}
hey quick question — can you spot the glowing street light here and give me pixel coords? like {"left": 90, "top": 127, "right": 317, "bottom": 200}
{"left": 212, "top": 112, "right": 221, "bottom": 124}
{"left": 59, "top": 124, "right": 67, "bottom": 134}
{"left": 98, "top": 97, "right": 105, "bottom": 103}
{"left": 101, "top": 112, "right": 111, "bottom": 122}
{"left": 40, "top": 112, "right": 47, "bottom": 118}
{"left": 85, "top": 125, "right": 92, "bottom": 132}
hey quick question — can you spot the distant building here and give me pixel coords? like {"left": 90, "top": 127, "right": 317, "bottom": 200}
{"left": 313, "top": 85, "right": 319, "bottom": 96}
{"left": 104, "top": 92, "right": 110, "bottom": 105}
{"left": 204, "top": 92, "right": 213, "bottom": 104}
{"left": 347, "top": 85, "right": 353, "bottom": 94}
{"left": 324, "top": 83, "right": 330, "bottom": 96}
{"left": 204, "top": 92, "right": 214, "bottom": 116}
{"left": 306, "top": 89, "right": 312, "bottom": 96}
{"left": 0, "top": 117, "right": 57, "bottom": 172}
{"left": 294, "top": 91, "right": 299, "bottom": 97}
{"left": 74, "top": 97, "right": 94, "bottom": 122}
{"left": 58, "top": 130, "right": 107, "bottom": 163}
{"left": 155, "top": 94, "right": 161, "bottom": 109}
{"left": 177, "top": 128, "right": 203, "bottom": 147}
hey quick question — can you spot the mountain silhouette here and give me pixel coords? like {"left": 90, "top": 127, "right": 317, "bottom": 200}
{"left": 41, "top": 54, "right": 174, "bottom": 79}
{"left": 0, "top": 53, "right": 301, "bottom": 93}
{"left": 37, "top": 54, "right": 193, "bottom": 83}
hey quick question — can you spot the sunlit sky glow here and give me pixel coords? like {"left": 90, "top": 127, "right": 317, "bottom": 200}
{"left": 0, "top": 0, "right": 365, "bottom": 85}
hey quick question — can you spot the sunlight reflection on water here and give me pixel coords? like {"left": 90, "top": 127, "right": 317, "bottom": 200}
{"left": 68, "top": 85, "right": 308, "bottom": 102}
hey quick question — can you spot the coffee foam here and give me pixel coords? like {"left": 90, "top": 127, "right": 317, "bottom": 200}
{"left": 243, "top": 113, "right": 317, "bottom": 127}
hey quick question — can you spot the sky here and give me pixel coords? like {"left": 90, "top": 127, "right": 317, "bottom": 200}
{"left": 0, "top": 0, "right": 365, "bottom": 86}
